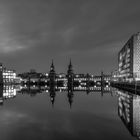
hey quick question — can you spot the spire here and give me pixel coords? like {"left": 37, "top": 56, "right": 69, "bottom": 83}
{"left": 51, "top": 59, "right": 54, "bottom": 68}
{"left": 68, "top": 59, "right": 73, "bottom": 71}
{"left": 69, "top": 59, "right": 72, "bottom": 66}
{"left": 50, "top": 59, "right": 55, "bottom": 72}
{"left": 69, "top": 59, "right": 72, "bottom": 67}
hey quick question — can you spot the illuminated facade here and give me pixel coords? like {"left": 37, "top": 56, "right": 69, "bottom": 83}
{"left": 0, "top": 63, "right": 17, "bottom": 84}
{"left": 118, "top": 90, "right": 140, "bottom": 139}
{"left": 111, "top": 70, "right": 119, "bottom": 81}
{"left": 118, "top": 32, "right": 140, "bottom": 81}
{"left": 3, "top": 68, "right": 16, "bottom": 83}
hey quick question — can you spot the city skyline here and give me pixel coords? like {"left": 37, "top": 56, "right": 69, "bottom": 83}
{"left": 0, "top": 0, "right": 140, "bottom": 74}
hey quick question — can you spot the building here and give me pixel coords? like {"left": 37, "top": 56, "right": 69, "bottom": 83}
{"left": 18, "top": 69, "right": 44, "bottom": 85}
{"left": 3, "top": 68, "right": 16, "bottom": 83}
{"left": 118, "top": 32, "right": 140, "bottom": 82}
{"left": 111, "top": 70, "right": 119, "bottom": 82}
{"left": 0, "top": 63, "right": 17, "bottom": 84}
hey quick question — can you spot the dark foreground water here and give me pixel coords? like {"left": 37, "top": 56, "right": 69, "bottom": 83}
{"left": 0, "top": 87, "right": 138, "bottom": 140}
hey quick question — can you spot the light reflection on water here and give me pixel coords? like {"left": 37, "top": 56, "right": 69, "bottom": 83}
{"left": 0, "top": 85, "right": 138, "bottom": 140}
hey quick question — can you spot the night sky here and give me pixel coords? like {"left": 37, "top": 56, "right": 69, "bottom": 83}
{"left": 0, "top": 0, "right": 140, "bottom": 74}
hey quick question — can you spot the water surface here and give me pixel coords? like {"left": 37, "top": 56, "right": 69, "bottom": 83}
{"left": 0, "top": 87, "right": 137, "bottom": 140}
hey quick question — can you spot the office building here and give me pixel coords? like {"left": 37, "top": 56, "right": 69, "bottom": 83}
{"left": 118, "top": 32, "right": 140, "bottom": 81}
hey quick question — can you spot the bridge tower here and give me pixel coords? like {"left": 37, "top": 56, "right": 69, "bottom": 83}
{"left": 67, "top": 59, "right": 74, "bottom": 92}
{"left": 0, "top": 63, "right": 3, "bottom": 85}
{"left": 49, "top": 60, "right": 56, "bottom": 93}
{"left": 101, "top": 71, "right": 105, "bottom": 86}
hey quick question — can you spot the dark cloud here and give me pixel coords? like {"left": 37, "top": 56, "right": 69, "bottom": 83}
{"left": 0, "top": 0, "right": 140, "bottom": 74}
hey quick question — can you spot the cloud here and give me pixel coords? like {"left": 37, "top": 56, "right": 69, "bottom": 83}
{"left": 0, "top": 34, "right": 26, "bottom": 54}
{"left": 61, "top": 27, "right": 76, "bottom": 45}
{"left": 0, "top": 2, "right": 27, "bottom": 54}
{"left": 0, "top": 0, "right": 140, "bottom": 72}
{"left": 0, "top": 46, "right": 24, "bottom": 53}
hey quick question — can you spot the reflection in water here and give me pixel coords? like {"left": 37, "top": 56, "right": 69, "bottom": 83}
{"left": 3, "top": 85, "right": 16, "bottom": 99}
{"left": 1, "top": 84, "right": 140, "bottom": 139}
{"left": 49, "top": 86, "right": 56, "bottom": 107}
{"left": 0, "top": 85, "right": 17, "bottom": 105}
{"left": 0, "top": 84, "right": 112, "bottom": 106}
{"left": 118, "top": 90, "right": 140, "bottom": 139}
{"left": 19, "top": 85, "right": 43, "bottom": 96}
{"left": 67, "top": 90, "right": 74, "bottom": 108}
{"left": 0, "top": 86, "right": 3, "bottom": 105}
